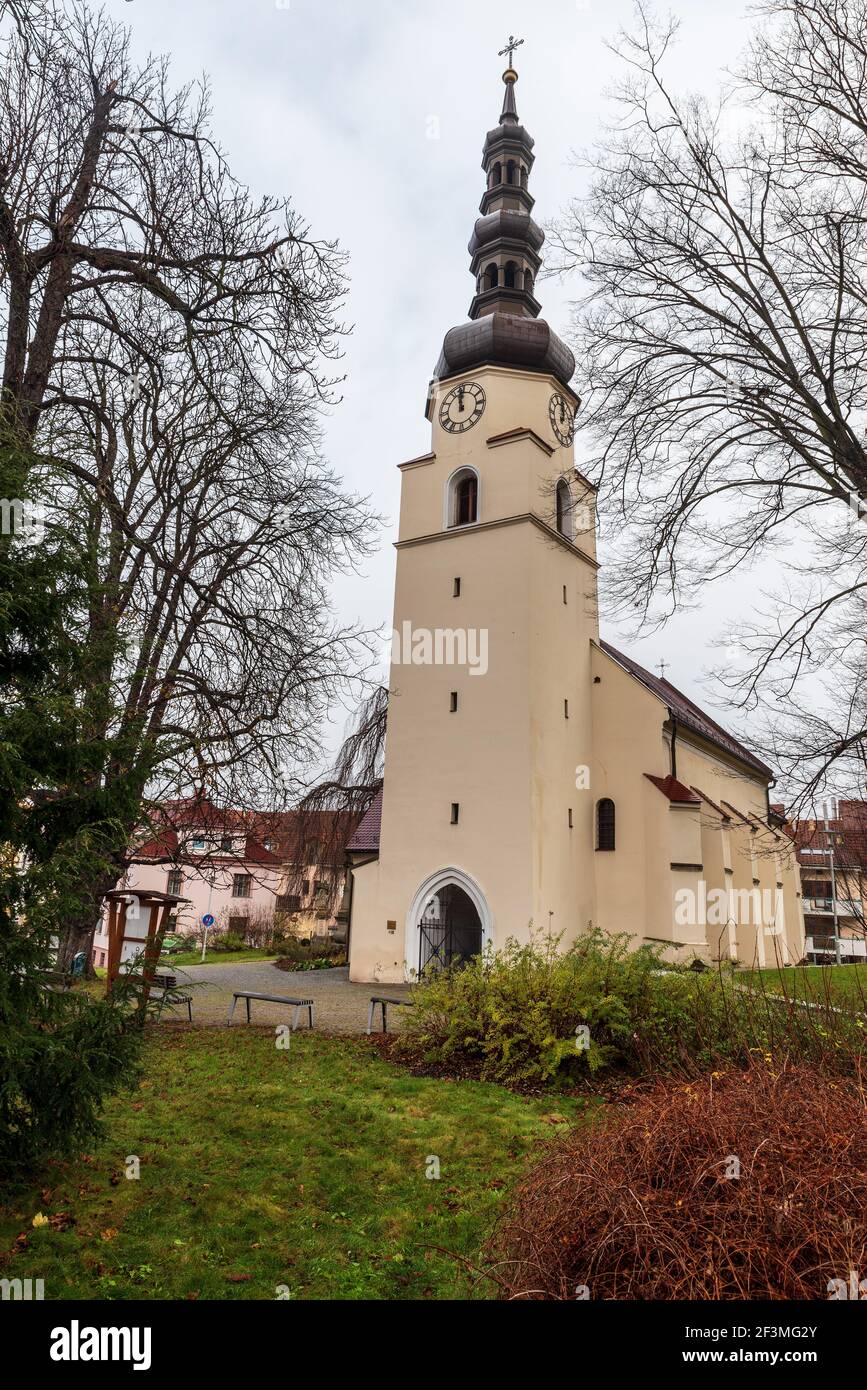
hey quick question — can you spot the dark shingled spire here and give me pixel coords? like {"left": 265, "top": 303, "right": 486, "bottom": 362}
{"left": 428, "top": 57, "right": 575, "bottom": 408}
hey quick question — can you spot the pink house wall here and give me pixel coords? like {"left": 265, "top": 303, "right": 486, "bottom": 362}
{"left": 92, "top": 858, "right": 281, "bottom": 966}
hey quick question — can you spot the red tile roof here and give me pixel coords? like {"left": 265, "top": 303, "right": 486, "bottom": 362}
{"left": 346, "top": 788, "right": 383, "bottom": 853}
{"left": 792, "top": 801, "right": 867, "bottom": 871}
{"left": 599, "top": 641, "right": 774, "bottom": 780}
{"left": 644, "top": 773, "right": 701, "bottom": 804}
{"left": 134, "top": 797, "right": 351, "bottom": 869}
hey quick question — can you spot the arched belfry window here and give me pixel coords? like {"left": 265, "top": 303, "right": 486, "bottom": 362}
{"left": 492, "top": 161, "right": 502, "bottom": 187}
{"left": 555, "top": 478, "right": 573, "bottom": 539}
{"left": 596, "top": 799, "right": 616, "bottom": 851}
{"left": 506, "top": 159, "right": 516, "bottom": 185}
{"left": 504, "top": 261, "right": 518, "bottom": 289}
{"left": 484, "top": 262, "right": 498, "bottom": 291}
{"left": 447, "top": 468, "right": 479, "bottom": 528}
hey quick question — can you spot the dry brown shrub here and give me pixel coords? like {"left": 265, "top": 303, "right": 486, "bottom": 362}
{"left": 490, "top": 1062, "right": 867, "bottom": 1300}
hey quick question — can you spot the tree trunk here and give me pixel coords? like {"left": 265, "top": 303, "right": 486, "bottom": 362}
{"left": 55, "top": 869, "right": 121, "bottom": 979}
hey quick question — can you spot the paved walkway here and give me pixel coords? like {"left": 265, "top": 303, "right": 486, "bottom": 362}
{"left": 159, "top": 961, "right": 413, "bottom": 1033}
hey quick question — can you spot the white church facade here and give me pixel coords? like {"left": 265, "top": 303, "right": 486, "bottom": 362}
{"left": 346, "top": 58, "right": 805, "bottom": 984}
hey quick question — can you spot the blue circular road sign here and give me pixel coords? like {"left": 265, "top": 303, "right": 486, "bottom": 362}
{"left": 202, "top": 913, "right": 215, "bottom": 927}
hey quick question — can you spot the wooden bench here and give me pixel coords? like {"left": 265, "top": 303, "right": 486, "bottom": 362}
{"left": 226, "top": 991, "right": 314, "bottom": 1030}
{"left": 124, "top": 970, "right": 193, "bottom": 1022}
{"left": 366, "top": 995, "right": 415, "bottom": 1034}
{"left": 151, "top": 984, "right": 193, "bottom": 1023}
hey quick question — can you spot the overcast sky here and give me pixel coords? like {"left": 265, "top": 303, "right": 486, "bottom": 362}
{"left": 108, "top": 0, "right": 770, "bottom": 750}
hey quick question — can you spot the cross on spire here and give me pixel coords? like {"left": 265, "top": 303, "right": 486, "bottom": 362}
{"left": 498, "top": 33, "right": 524, "bottom": 68}
{"left": 657, "top": 659, "right": 669, "bottom": 680}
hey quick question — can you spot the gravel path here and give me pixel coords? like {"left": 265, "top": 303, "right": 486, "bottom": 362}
{"left": 159, "top": 961, "right": 413, "bottom": 1034}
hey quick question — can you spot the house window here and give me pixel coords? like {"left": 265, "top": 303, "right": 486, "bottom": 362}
{"left": 232, "top": 874, "right": 252, "bottom": 898}
{"left": 451, "top": 803, "right": 460, "bottom": 825}
{"left": 219, "top": 836, "right": 234, "bottom": 852}
{"left": 564, "top": 699, "right": 569, "bottom": 719}
{"left": 190, "top": 837, "right": 205, "bottom": 851}
{"left": 277, "top": 894, "right": 301, "bottom": 913}
{"left": 448, "top": 469, "right": 478, "bottom": 527}
{"left": 568, "top": 808, "right": 573, "bottom": 829}
{"left": 596, "top": 799, "right": 616, "bottom": 851}
{"left": 228, "top": 915, "right": 248, "bottom": 935}
{"left": 167, "top": 869, "right": 182, "bottom": 896}
{"left": 450, "top": 691, "right": 458, "bottom": 712}
{"left": 453, "top": 577, "right": 461, "bottom": 597}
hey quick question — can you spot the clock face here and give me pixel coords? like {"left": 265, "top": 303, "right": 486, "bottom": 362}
{"left": 439, "top": 381, "right": 486, "bottom": 434}
{"left": 549, "top": 392, "right": 576, "bottom": 447}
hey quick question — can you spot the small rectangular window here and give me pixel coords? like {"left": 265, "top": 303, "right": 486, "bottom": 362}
{"left": 453, "top": 577, "right": 461, "bottom": 597}
{"left": 450, "top": 803, "right": 460, "bottom": 825}
{"left": 450, "top": 691, "right": 458, "bottom": 712}
{"left": 564, "top": 699, "right": 569, "bottom": 719}
{"left": 232, "top": 873, "right": 252, "bottom": 899}
{"left": 568, "top": 808, "right": 574, "bottom": 829}
{"left": 563, "top": 585, "right": 567, "bottom": 605}
{"left": 166, "top": 869, "right": 182, "bottom": 897}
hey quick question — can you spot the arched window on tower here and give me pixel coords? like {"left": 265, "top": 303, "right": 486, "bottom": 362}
{"left": 447, "top": 468, "right": 479, "bottom": 528}
{"left": 506, "top": 159, "right": 517, "bottom": 185}
{"left": 492, "top": 161, "right": 502, "bottom": 187}
{"left": 520, "top": 165, "right": 528, "bottom": 189}
{"left": 484, "top": 262, "right": 498, "bottom": 291}
{"left": 555, "top": 478, "right": 573, "bottom": 539}
{"left": 524, "top": 271, "right": 533, "bottom": 295}
{"left": 504, "top": 261, "right": 518, "bottom": 289}
{"left": 596, "top": 799, "right": 616, "bottom": 851}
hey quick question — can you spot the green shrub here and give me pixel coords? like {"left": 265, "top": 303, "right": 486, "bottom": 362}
{"left": 398, "top": 930, "right": 866, "bottom": 1085}
{"left": 275, "top": 939, "right": 346, "bottom": 971}
{"left": 0, "top": 928, "right": 145, "bottom": 1174}
{"left": 209, "top": 931, "right": 247, "bottom": 954}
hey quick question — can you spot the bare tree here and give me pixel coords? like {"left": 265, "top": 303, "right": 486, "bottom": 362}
{"left": 0, "top": 1, "right": 342, "bottom": 448}
{"left": 280, "top": 684, "right": 388, "bottom": 917}
{"left": 0, "top": 2, "right": 380, "bottom": 969}
{"left": 552, "top": 0, "right": 867, "bottom": 809}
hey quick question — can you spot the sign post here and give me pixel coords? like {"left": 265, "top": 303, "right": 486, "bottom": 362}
{"left": 201, "top": 913, "right": 215, "bottom": 962}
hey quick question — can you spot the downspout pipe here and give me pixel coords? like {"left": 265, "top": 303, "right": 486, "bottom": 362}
{"left": 669, "top": 711, "right": 678, "bottom": 781}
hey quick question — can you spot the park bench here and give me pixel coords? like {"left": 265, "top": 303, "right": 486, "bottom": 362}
{"left": 122, "top": 970, "right": 193, "bottom": 1022}
{"left": 149, "top": 973, "right": 193, "bottom": 1023}
{"left": 226, "top": 991, "right": 314, "bottom": 1031}
{"left": 366, "top": 995, "right": 415, "bottom": 1035}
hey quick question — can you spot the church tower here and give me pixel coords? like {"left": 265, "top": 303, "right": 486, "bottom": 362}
{"left": 348, "top": 49, "right": 601, "bottom": 982}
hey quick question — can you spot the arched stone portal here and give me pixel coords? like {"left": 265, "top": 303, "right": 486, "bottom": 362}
{"left": 406, "top": 868, "right": 491, "bottom": 977}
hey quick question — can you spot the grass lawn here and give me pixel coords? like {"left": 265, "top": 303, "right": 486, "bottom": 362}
{"left": 748, "top": 963, "right": 867, "bottom": 1010}
{"left": 160, "top": 948, "right": 280, "bottom": 968}
{"left": 0, "top": 1030, "right": 591, "bottom": 1301}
